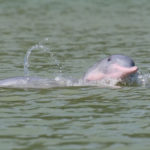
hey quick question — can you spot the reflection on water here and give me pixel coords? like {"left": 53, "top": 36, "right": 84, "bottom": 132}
{"left": 0, "top": 0, "right": 150, "bottom": 150}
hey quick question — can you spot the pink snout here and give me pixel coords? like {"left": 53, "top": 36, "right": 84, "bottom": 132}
{"left": 84, "top": 64, "right": 138, "bottom": 81}
{"left": 106, "top": 64, "right": 138, "bottom": 79}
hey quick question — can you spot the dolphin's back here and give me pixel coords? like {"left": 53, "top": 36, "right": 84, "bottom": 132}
{"left": 0, "top": 76, "right": 66, "bottom": 89}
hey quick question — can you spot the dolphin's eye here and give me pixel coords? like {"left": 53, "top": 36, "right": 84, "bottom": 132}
{"left": 107, "top": 57, "right": 111, "bottom": 62}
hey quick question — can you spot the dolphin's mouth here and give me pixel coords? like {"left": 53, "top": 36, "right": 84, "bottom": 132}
{"left": 84, "top": 64, "right": 138, "bottom": 82}
{"left": 106, "top": 64, "right": 138, "bottom": 79}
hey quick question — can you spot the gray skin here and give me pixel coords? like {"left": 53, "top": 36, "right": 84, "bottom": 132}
{"left": 0, "top": 54, "right": 138, "bottom": 89}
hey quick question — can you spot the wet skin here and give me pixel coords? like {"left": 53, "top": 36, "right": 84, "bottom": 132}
{"left": 0, "top": 54, "right": 138, "bottom": 88}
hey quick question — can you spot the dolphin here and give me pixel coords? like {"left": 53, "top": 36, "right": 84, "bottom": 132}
{"left": 0, "top": 54, "right": 138, "bottom": 89}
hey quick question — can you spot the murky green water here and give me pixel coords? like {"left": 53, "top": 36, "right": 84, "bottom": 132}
{"left": 0, "top": 0, "right": 150, "bottom": 149}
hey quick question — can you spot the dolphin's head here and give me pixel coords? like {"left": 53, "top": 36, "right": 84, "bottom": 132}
{"left": 83, "top": 55, "right": 138, "bottom": 81}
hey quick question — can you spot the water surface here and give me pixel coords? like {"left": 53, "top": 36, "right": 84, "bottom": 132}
{"left": 0, "top": 0, "right": 150, "bottom": 150}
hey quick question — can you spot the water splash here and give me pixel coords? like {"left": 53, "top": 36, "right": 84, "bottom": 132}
{"left": 3, "top": 38, "right": 150, "bottom": 89}
{"left": 24, "top": 38, "right": 62, "bottom": 77}
{"left": 116, "top": 70, "right": 150, "bottom": 88}
{"left": 137, "top": 73, "right": 150, "bottom": 87}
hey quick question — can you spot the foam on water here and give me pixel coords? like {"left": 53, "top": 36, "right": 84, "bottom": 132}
{"left": 54, "top": 76, "right": 120, "bottom": 88}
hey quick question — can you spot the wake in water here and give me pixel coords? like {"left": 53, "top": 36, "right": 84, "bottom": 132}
{"left": 0, "top": 75, "right": 121, "bottom": 89}
{"left": 0, "top": 72, "right": 149, "bottom": 89}
{"left": 0, "top": 38, "right": 150, "bottom": 89}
